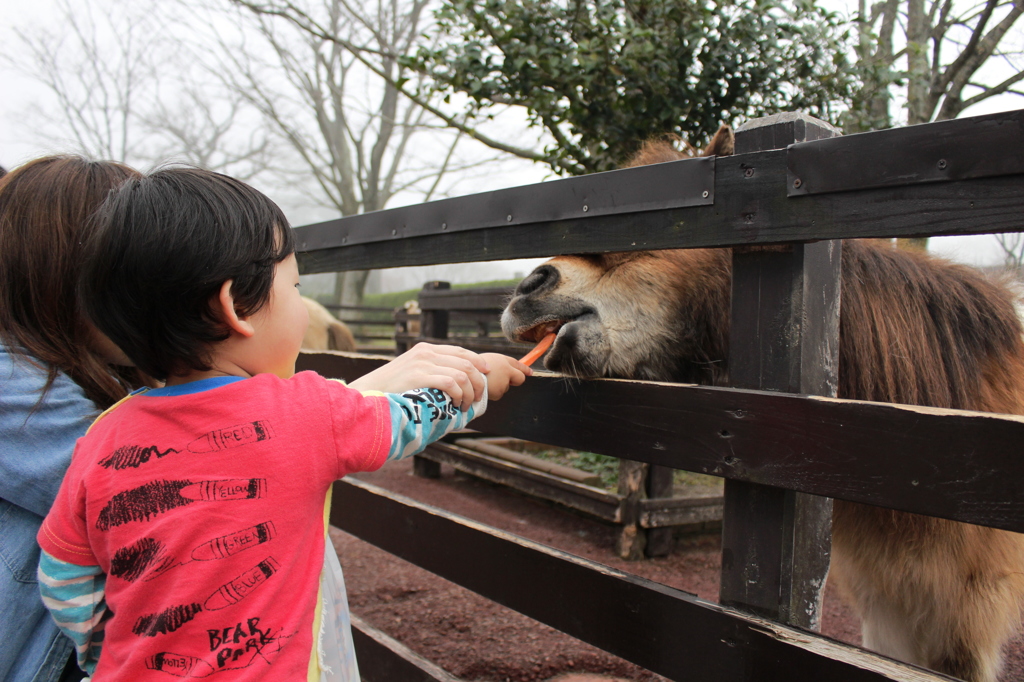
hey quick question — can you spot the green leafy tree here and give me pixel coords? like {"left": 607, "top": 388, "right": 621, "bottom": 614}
{"left": 409, "top": 0, "right": 857, "bottom": 174}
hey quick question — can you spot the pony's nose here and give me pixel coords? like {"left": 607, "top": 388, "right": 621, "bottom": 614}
{"left": 515, "top": 265, "right": 559, "bottom": 296}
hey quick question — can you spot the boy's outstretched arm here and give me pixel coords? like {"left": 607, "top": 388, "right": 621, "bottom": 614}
{"left": 348, "top": 343, "right": 531, "bottom": 410}
{"left": 383, "top": 384, "right": 482, "bottom": 463}
{"left": 380, "top": 352, "right": 529, "bottom": 463}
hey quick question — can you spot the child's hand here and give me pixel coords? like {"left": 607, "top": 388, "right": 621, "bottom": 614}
{"left": 348, "top": 343, "right": 488, "bottom": 410}
{"left": 479, "top": 353, "right": 531, "bottom": 401}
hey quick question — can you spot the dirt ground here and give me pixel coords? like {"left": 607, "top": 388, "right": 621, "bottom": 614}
{"left": 332, "top": 458, "right": 1024, "bottom": 682}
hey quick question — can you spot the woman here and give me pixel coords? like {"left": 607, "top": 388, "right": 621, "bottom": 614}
{"left": 0, "top": 157, "right": 144, "bottom": 682}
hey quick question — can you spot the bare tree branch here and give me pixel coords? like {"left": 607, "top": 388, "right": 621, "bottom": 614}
{"left": 420, "top": 130, "right": 465, "bottom": 202}
{"left": 995, "top": 232, "right": 1024, "bottom": 270}
{"left": 959, "top": 69, "right": 1024, "bottom": 107}
{"left": 935, "top": 0, "right": 1000, "bottom": 94}
{"left": 230, "top": 0, "right": 577, "bottom": 172}
{"left": 208, "top": 0, "right": 520, "bottom": 304}
{"left": 5, "top": 0, "right": 275, "bottom": 182}
{"left": 936, "top": 1, "right": 1024, "bottom": 119}
{"left": 142, "top": 88, "right": 275, "bottom": 180}
{"left": 6, "top": 0, "right": 158, "bottom": 162}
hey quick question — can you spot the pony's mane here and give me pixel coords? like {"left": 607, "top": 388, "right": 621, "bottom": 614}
{"left": 623, "top": 138, "right": 695, "bottom": 168}
{"left": 838, "top": 241, "right": 1024, "bottom": 413}
{"left": 623, "top": 125, "right": 734, "bottom": 168}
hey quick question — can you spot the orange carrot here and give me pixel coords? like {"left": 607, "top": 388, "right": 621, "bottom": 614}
{"left": 519, "top": 332, "right": 556, "bottom": 367}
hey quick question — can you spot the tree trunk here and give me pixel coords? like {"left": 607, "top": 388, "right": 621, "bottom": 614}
{"left": 846, "top": 0, "right": 900, "bottom": 133}
{"left": 905, "top": 0, "right": 931, "bottom": 125}
{"left": 334, "top": 269, "right": 371, "bottom": 308}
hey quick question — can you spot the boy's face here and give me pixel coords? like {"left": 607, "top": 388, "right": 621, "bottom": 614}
{"left": 248, "top": 253, "right": 309, "bottom": 379}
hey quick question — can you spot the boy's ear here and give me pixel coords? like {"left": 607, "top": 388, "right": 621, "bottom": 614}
{"left": 216, "top": 280, "right": 256, "bottom": 338}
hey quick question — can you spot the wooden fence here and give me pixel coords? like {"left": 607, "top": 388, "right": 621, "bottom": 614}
{"left": 294, "top": 109, "right": 1024, "bottom": 681}
{"left": 393, "top": 283, "right": 521, "bottom": 355}
{"left": 317, "top": 289, "right": 517, "bottom": 354}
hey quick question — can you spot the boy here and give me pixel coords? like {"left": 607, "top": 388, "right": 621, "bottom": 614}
{"left": 37, "top": 168, "right": 529, "bottom": 681}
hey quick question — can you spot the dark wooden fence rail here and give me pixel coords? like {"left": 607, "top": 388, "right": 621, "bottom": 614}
{"left": 296, "top": 110, "right": 1024, "bottom": 273}
{"left": 297, "top": 353, "right": 1024, "bottom": 535}
{"left": 331, "top": 476, "right": 951, "bottom": 682}
{"left": 294, "top": 108, "right": 1024, "bottom": 681}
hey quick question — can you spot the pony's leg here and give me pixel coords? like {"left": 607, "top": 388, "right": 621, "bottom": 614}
{"left": 859, "top": 603, "right": 920, "bottom": 666}
{"left": 859, "top": 597, "right": 1003, "bottom": 682}
{"left": 918, "top": 526, "right": 1024, "bottom": 682}
{"left": 919, "top": 572, "right": 1022, "bottom": 682}
{"left": 834, "top": 506, "right": 1024, "bottom": 682}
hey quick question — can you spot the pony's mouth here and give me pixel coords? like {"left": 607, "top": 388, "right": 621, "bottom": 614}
{"left": 516, "top": 308, "right": 599, "bottom": 343}
{"left": 519, "top": 320, "right": 565, "bottom": 343}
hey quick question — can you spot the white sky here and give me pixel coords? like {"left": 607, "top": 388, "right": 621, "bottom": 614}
{"left": 1, "top": 0, "right": 1022, "bottom": 291}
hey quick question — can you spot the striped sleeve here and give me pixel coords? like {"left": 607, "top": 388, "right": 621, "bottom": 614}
{"left": 38, "top": 550, "right": 107, "bottom": 676}
{"left": 384, "top": 378, "right": 488, "bottom": 462}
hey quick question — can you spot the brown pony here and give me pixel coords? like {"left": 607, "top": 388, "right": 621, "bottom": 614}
{"left": 301, "top": 296, "right": 357, "bottom": 352}
{"left": 501, "top": 129, "right": 1024, "bottom": 682}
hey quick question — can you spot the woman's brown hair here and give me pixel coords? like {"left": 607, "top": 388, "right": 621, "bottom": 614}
{"left": 0, "top": 156, "right": 142, "bottom": 409}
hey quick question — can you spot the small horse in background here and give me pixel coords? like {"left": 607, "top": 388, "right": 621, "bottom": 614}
{"left": 301, "top": 297, "right": 357, "bottom": 352}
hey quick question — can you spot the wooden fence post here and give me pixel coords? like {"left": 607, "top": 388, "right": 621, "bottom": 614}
{"left": 615, "top": 460, "right": 648, "bottom": 559}
{"left": 643, "top": 466, "right": 675, "bottom": 557}
{"left": 616, "top": 462, "right": 676, "bottom": 560}
{"left": 394, "top": 313, "right": 412, "bottom": 355}
{"left": 419, "top": 281, "right": 450, "bottom": 341}
{"left": 719, "top": 112, "right": 841, "bottom": 630}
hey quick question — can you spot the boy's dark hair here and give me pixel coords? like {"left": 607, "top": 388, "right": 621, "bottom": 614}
{"left": 81, "top": 167, "right": 294, "bottom": 381}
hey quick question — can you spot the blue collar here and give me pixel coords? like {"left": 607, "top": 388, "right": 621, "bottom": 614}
{"left": 138, "top": 376, "right": 247, "bottom": 397}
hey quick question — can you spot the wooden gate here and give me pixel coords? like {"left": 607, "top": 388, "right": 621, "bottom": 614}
{"left": 295, "top": 109, "right": 1024, "bottom": 681}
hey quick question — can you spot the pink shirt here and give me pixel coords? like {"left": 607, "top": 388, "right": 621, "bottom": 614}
{"left": 39, "top": 372, "right": 395, "bottom": 680}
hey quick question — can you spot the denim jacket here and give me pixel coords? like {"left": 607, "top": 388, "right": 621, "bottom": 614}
{"left": 0, "top": 345, "right": 96, "bottom": 682}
